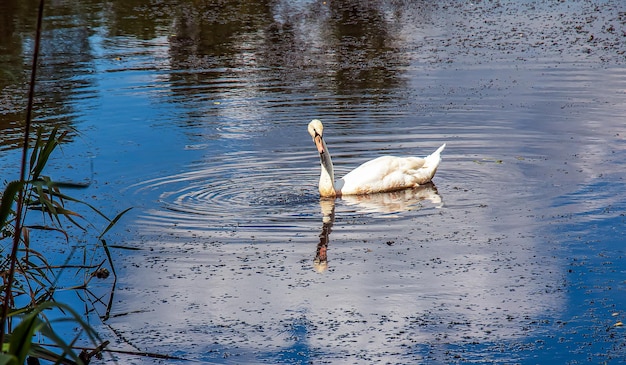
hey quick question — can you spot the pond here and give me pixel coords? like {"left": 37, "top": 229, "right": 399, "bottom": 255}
{"left": 2, "top": 0, "right": 626, "bottom": 363}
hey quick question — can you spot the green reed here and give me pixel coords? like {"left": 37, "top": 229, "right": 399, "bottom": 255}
{"left": 0, "top": 129, "right": 132, "bottom": 364}
{"left": 0, "top": 0, "right": 130, "bottom": 363}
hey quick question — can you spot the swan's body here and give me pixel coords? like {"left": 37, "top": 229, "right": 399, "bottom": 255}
{"left": 308, "top": 119, "right": 445, "bottom": 198}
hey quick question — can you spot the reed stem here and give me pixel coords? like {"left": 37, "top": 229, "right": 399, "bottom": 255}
{"left": 0, "top": 0, "right": 46, "bottom": 345}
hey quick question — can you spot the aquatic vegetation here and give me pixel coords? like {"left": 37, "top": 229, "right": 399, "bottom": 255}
{"left": 0, "top": 128, "right": 131, "bottom": 364}
{"left": 0, "top": 1, "right": 129, "bottom": 363}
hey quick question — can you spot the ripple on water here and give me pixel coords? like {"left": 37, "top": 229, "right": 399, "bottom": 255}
{"left": 129, "top": 149, "right": 323, "bottom": 239}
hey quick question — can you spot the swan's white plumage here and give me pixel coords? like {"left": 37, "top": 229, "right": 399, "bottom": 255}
{"left": 308, "top": 119, "right": 445, "bottom": 197}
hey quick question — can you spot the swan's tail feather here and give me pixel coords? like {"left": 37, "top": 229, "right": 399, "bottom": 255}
{"left": 433, "top": 143, "right": 446, "bottom": 157}
{"left": 414, "top": 143, "right": 445, "bottom": 184}
{"left": 424, "top": 143, "right": 446, "bottom": 168}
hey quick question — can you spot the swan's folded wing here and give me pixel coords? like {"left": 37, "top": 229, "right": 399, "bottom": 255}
{"left": 338, "top": 156, "right": 426, "bottom": 195}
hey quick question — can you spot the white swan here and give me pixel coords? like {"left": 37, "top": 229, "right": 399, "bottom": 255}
{"left": 308, "top": 119, "right": 446, "bottom": 198}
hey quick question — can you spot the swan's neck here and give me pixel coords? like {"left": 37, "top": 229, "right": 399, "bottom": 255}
{"left": 318, "top": 140, "right": 337, "bottom": 197}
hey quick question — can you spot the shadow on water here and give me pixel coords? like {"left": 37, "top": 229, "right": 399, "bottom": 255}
{"left": 2, "top": 0, "right": 626, "bottom": 363}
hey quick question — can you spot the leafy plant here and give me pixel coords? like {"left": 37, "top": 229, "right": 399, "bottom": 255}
{"left": 1, "top": 0, "right": 130, "bottom": 363}
{"left": 1, "top": 126, "right": 130, "bottom": 364}
{"left": 0, "top": 302, "right": 102, "bottom": 365}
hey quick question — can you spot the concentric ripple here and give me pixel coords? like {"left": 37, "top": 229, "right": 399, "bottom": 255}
{"left": 128, "top": 148, "right": 323, "bottom": 239}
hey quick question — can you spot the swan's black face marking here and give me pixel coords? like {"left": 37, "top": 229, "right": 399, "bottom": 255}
{"left": 314, "top": 134, "right": 325, "bottom": 154}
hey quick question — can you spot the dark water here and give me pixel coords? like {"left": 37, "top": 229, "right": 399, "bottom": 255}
{"left": 2, "top": 0, "right": 626, "bottom": 363}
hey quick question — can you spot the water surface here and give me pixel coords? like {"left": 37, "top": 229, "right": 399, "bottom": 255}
{"left": 1, "top": 0, "right": 626, "bottom": 363}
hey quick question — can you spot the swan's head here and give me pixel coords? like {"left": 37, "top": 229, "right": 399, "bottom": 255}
{"left": 308, "top": 119, "right": 326, "bottom": 154}
{"left": 308, "top": 119, "right": 323, "bottom": 139}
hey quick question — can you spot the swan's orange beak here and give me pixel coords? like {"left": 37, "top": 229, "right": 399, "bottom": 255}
{"left": 314, "top": 134, "right": 325, "bottom": 154}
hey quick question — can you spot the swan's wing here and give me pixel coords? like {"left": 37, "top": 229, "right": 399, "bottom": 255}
{"left": 338, "top": 156, "right": 427, "bottom": 195}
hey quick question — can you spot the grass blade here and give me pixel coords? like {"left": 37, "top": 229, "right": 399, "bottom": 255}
{"left": 0, "top": 181, "right": 22, "bottom": 231}
{"left": 8, "top": 312, "right": 42, "bottom": 364}
{"left": 98, "top": 207, "right": 132, "bottom": 240}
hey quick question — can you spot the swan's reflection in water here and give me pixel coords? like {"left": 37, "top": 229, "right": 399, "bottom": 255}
{"left": 314, "top": 198, "right": 335, "bottom": 272}
{"left": 314, "top": 183, "right": 441, "bottom": 272}
{"left": 341, "top": 182, "right": 442, "bottom": 213}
